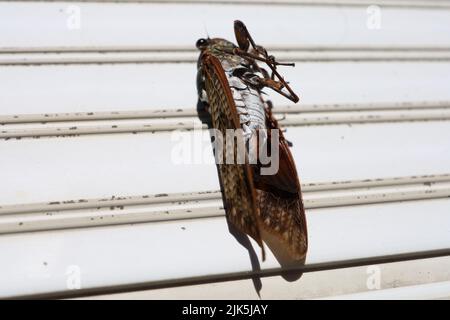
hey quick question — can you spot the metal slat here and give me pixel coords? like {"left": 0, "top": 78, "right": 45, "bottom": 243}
{"left": 77, "top": 256, "right": 450, "bottom": 299}
{"left": 2, "top": 3, "right": 450, "bottom": 52}
{"left": 2, "top": 63, "right": 450, "bottom": 116}
{"left": 0, "top": 175, "right": 449, "bottom": 234}
{"left": 2, "top": 106, "right": 450, "bottom": 139}
{"left": 1, "top": 101, "right": 449, "bottom": 124}
{"left": 2, "top": 173, "right": 448, "bottom": 215}
{"left": 1, "top": 198, "right": 449, "bottom": 299}
{"left": 4, "top": 46, "right": 450, "bottom": 54}
{"left": 2, "top": 49, "right": 450, "bottom": 65}
{"left": 8, "top": 0, "right": 450, "bottom": 9}
{"left": 1, "top": 121, "right": 449, "bottom": 206}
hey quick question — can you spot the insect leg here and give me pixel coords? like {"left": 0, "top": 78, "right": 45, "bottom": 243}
{"left": 265, "top": 100, "right": 294, "bottom": 147}
{"left": 234, "top": 20, "right": 257, "bottom": 53}
{"left": 233, "top": 48, "right": 299, "bottom": 103}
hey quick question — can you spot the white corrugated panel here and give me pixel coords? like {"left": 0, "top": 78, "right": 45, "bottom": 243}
{"left": 0, "top": 0, "right": 449, "bottom": 299}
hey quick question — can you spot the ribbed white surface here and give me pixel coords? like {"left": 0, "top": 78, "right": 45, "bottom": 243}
{"left": 1, "top": 0, "right": 449, "bottom": 299}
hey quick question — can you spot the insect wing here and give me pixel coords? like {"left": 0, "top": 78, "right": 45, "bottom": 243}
{"left": 256, "top": 110, "right": 308, "bottom": 260}
{"left": 201, "top": 53, "right": 265, "bottom": 256}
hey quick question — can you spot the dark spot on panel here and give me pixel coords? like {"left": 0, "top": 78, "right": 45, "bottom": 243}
{"left": 155, "top": 193, "right": 168, "bottom": 197}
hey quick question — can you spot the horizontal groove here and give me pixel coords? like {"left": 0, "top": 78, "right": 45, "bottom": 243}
{"left": 281, "top": 108, "right": 450, "bottom": 126}
{"left": 2, "top": 105, "right": 450, "bottom": 139}
{"left": 0, "top": 174, "right": 449, "bottom": 235}
{"left": 16, "top": 248, "right": 450, "bottom": 300}
{"left": 1, "top": 173, "right": 449, "bottom": 215}
{"left": 2, "top": 49, "right": 450, "bottom": 65}
{"left": 2, "top": 101, "right": 449, "bottom": 124}
{"left": 0, "top": 191, "right": 223, "bottom": 216}
{"left": 7, "top": 0, "right": 450, "bottom": 10}
{"left": 3, "top": 46, "right": 450, "bottom": 54}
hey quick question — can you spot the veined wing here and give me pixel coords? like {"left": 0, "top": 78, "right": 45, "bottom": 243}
{"left": 201, "top": 53, "right": 265, "bottom": 258}
{"left": 255, "top": 109, "right": 308, "bottom": 260}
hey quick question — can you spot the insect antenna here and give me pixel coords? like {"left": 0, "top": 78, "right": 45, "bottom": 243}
{"left": 203, "top": 22, "right": 211, "bottom": 40}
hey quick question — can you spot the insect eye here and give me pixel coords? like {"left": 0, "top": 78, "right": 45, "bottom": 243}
{"left": 196, "top": 38, "right": 208, "bottom": 49}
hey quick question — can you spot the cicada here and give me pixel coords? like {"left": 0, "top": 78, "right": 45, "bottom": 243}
{"left": 196, "top": 21, "right": 307, "bottom": 261}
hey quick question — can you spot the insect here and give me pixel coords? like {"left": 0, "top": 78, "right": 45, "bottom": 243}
{"left": 196, "top": 21, "right": 307, "bottom": 261}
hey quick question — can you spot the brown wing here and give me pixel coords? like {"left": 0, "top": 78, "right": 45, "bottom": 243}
{"left": 255, "top": 109, "right": 308, "bottom": 260}
{"left": 202, "top": 53, "right": 265, "bottom": 259}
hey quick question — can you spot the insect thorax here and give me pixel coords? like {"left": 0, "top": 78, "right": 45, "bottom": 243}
{"left": 199, "top": 51, "right": 268, "bottom": 142}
